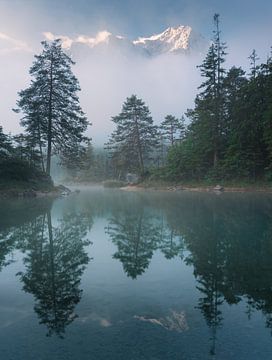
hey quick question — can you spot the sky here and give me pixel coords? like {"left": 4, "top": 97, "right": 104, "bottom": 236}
{"left": 1, "top": 0, "right": 272, "bottom": 145}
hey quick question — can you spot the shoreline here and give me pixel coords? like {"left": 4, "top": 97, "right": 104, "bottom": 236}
{"left": 0, "top": 184, "right": 73, "bottom": 199}
{"left": 55, "top": 181, "right": 272, "bottom": 194}
{"left": 120, "top": 184, "right": 272, "bottom": 193}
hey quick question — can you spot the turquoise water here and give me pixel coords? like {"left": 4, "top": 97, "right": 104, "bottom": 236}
{"left": 0, "top": 186, "right": 272, "bottom": 359}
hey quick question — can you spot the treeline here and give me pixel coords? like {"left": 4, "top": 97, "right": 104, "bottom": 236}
{"left": 167, "top": 15, "right": 272, "bottom": 182}
{"left": 1, "top": 14, "right": 272, "bottom": 184}
{"left": 99, "top": 14, "right": 272, "bottom": 183}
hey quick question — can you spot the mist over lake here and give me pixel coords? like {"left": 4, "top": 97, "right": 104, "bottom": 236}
{"left": 0, "top": 187, "right": 272, "bottom": 359}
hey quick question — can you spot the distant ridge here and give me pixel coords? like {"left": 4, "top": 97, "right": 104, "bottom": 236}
{"left": 43, "top": 25, "right": 208, "bottom": 57}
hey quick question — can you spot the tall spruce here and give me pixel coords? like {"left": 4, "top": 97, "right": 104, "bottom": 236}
{"left": 15, "top": 39, "right": 89, "bottom": 175}
{"left": 197, "top": 13, "right": 227, "bottom": 168}
{"left": 105, "top": 95, "right": 158, "bottom": 176}
{"left": 167, "top": 14, "right": 228, "bottom": 180}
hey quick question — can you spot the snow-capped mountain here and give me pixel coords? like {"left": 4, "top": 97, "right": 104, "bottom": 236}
{"left": 44, "top": 25, "right": 207, "bottom": 57}
{"left": 133, "top": 25, "right": 207, "bottom": 55}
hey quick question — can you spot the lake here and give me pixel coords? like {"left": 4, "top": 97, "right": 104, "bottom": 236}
{"left": 0, "top": 186, "right": 272, "bottom": 359}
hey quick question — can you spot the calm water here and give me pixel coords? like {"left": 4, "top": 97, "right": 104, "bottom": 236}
{"left": 0, "top": 186, "right": 272, "bottom": 360}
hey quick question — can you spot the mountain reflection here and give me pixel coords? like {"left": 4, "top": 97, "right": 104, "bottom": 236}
{"left": 105, "top": 192, "right": 272, "bottom": 350}
{"left": 173, "top": 194, "right": 272, "bottom": 353}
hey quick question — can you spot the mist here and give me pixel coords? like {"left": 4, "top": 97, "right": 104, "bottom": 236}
{"left": 1, "top": 36, "right": 203, "bottom": 147}
{"left": 1, "top": 0, "right": 271, "bottom": 147}
{"left": 72, "top": 47, "right": 202, "bottom": 146}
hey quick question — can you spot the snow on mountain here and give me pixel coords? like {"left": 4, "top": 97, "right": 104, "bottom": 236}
{"left": 133, "top": 26, "right": 197, "bottom": 55}
{"left": 44, "top": 25, "right": 207, "bottom": 57}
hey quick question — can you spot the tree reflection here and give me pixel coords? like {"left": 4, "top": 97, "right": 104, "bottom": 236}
{"left": 106, "top": 209, "right": 161, "bottom": 279}
{"left": 17, "top": 210, "right": 91, "bottom": 337}
{"left": 1, "top": 190, "right": 272, "bottom": 350}
{"left": 0, "top": 198, "right": 54, "bottom": 272}
{"left": 180, "top": 207, "right": 226, "bottom": 356}
{"left": 0, "top": 229, "right": 16, "bottom": 271}
{"left": 165, "top": 193, "right": 272, "bottom": 354}
{"left": 158, "top": 214, "right": 184, "bottom": 260}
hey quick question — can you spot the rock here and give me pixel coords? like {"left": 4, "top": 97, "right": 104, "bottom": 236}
{"left": 56, "top": 184, "right": 72, "bottom": 196}
{"left": 126, "top": 173, "right": 139, "bottom": 184}
{"left": 214, "top": 184, "right": 224, "bottom": 192}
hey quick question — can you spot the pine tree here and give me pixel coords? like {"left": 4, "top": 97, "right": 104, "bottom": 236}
{"left": 15, "top": 39, "right": 89, "bottom": 175}
{"left": 165, "top": 14, "right": 228, "bottom": 181}
{"left": 105, "top": 95, "right": 159, "bottom": 176}
{"left": 248, "top": 49, "right": 260, "bottom": 79}
{"left": 160, "top": 115, "right": 185, "bottom": 146}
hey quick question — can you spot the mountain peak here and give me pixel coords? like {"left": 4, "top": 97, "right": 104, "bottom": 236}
{"left": 44, "top": 25, "right": 207, "bottom": 57}
{"left": 133, "top": 25, "right": 205, "bottom": 55}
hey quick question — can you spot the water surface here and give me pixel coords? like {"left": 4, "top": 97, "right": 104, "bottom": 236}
{"left": 0, "top": 186, "right": 272, "bottom": 359}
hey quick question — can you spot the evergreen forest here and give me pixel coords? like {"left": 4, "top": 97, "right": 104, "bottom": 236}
{"left": 1, "top": 14, "right": 272, "bottom": 189}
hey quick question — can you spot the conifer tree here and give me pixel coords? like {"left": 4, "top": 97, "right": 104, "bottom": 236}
{"left": 248, "top": 49, "right": 260, "bottom": 78}
{"left": 15, "top": 39, "right": 89, "bottom": 175}
{"left": 106, "top": 95, "right": 159, "bottom": 175}
{"left": 166, "top": 14, "right": 228, "bottom": 180}
{"left": 160, "top": 115, "right": 185, "bottom": 146}
{"left": 196, "top": 13, "right": 227, "bottom": 168}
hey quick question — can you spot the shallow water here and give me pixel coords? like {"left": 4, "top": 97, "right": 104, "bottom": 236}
{"left": 0, "top": 186, "right": 272, "bottom": 359}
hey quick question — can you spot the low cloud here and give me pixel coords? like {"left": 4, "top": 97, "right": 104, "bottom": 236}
{"left": 72, "top": 47, "right": 201, "bottom": 146}
{"left": 0, "top": 30, "right": 203, "bottom": 146}
{"left": 0, "top": 32, "right": 32, "bottom": 55}
{"left": 43, "top": 30, "right": 114, "bottom": 49}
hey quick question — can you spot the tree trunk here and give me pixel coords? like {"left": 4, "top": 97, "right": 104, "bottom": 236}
{"left": 37, "top": 120, "right": 45, "bottom": 172}
{"left": 134, "top": 113, "right": 144, "bottom": 174}
{"left": 46, "top": 54, "right": 54, "bottom": 175}
{"left": 171, "top": 122, "right": 174, "bottom": 146}
{"left": 215, "top": 16, "right": 221, "bottom": 168}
